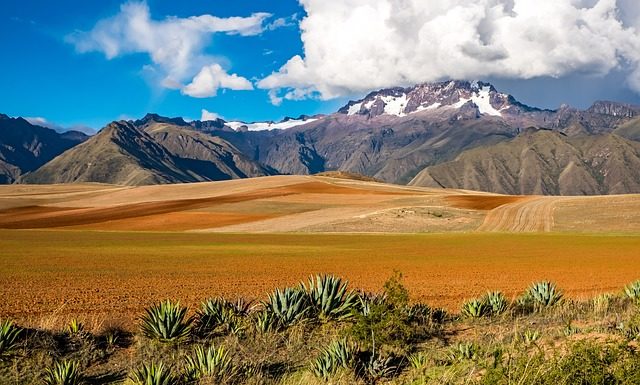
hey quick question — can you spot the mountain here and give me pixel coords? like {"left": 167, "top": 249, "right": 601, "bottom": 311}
{"left": 409, "top": 129, "right": 640, "bottom": 195}
{"left": 10, "top": 80, "right": 640, "bottom": 194}
{"left": 23, "top": 119, "right": 273, "bottom": 185}
{"left": 0, "top": 114, "right": 88, "bottom": 183}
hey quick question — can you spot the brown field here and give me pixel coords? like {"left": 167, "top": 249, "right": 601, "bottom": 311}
{"left": 0, "top": 175, "right": 639, "bottom": 328}
{"left": 1, "top": 230, "right": 639, "bottom": 328}
{"left": 1, "top": 175, "right": 639, "bottom": 233}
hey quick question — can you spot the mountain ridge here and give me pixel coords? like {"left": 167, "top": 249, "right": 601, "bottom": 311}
{"left": 8, "top": 80, "right": 640, "bottom": 194}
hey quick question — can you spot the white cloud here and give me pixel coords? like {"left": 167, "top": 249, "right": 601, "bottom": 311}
{"left": 201, "top": 109, "right": 223, "bottom": 121}
{"left": 258, "top": 0, "right": 640, "bottom": 102}
{"left": 182, "top": 64, "right": 254, "bottom": 98}
{"left": 67, "top": 1, "right": 270, "bottom": 95}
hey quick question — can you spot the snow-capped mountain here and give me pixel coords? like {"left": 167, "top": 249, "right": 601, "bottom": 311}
{"left": 225, "top": 116, "right": 319, "bottom": 131}
{"left": 338, "top": 80, "right": 530, "bottom": 118}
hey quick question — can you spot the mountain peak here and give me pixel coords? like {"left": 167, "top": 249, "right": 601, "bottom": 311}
{"left": 338, "top": 80, "right": 521, "bottom": 118}
{"left": 587, "top": 100, "right": 640, "bottom": 118}
{"left": 135, "top": 113, "right": 189, "bottom": 127}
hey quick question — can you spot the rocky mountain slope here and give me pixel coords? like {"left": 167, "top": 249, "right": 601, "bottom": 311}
{"left": 409, "top": 129, "right": 640, "bottom": 195}
{"left": 23, "top": 119, "right": 273, "bottom": 185}
{"left": 0, "top": 114, "right": 88, "bottom": 183}
{"left": 9, "top": 80, "right": 640, "bottom": 194}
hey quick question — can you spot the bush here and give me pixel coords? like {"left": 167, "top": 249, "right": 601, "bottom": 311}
{"left": 139, "top": 300, "right": 193, "bottom": 342}
{"left": 129, "top": 361, "right": 179, "bottom": 385}
{"left": 303, "top": 274, "right": 357, "bottom": 321}
{"left": 348, "top": 273, "right": 412, "bottom": 351}
{"left": 183, "top": 345, "right": 233, "bottom": 382}
{"left": 42, "top": 360, "right": 83, "bottom": 385}
{"left": 0, "top": 319, "right": 22, "bottom": 360}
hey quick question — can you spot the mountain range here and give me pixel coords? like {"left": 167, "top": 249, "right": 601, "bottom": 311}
{"left": 4, "top": 80, "right": 640, "bottom": 195}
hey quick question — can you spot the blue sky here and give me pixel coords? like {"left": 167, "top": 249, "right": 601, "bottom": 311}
{"left": 2, "top": 0, "right": 640, "bottom": 131}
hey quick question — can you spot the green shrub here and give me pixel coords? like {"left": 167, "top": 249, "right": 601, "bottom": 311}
{"left": 309, "top": 338, "right": 355, "bottom": 379}
{"left": 461, "top": 298, "right": 489, "bottom": 318}
{"left": 65, "top": 319, "right": 84, "bottom": 335}
{"left": 183, "top": 345, "right": 233, "bottom": 382}
{"left": 348, "top": 273, "right": 412, "bottom": 351}
{"left": 139, "top": 300, "right": 193, "bottom": 342}
{"left": 526, "top": 281, "right": 563, "bottom": 310}
{"left": 624, "top": 280, "right": 640, "bottom": 303}
{"left": 263, "top": 287, "right": 310, "bottom": 329}
{"left": 0, "top": 319, "right": 22, "bottom": 360}
{"left": 129, "top": 362, "right": 178, "bottom": 385}
{"left": 303, "top": 274, "right": 357, "bottom": 321}
{"left": 42, "top": 360, "right": 83, "bottom": 385}
{"left": 408, "top": 351, "right": 429, "bottom": 369}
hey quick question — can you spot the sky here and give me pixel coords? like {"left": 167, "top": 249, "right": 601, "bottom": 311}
{"left": 2, "top": 0, "right": 640, "bottom": 131}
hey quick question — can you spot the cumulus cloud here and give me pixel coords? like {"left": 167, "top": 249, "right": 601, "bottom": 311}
{"left": 258, "top": 0, "right": 640, "bottom": 102}
{"left": 182, "top": 64, "right": 254, "bottom": 98}
{"left": 67, "top": 1, "right": 269, "bottom": 96}
{"left": 201, "top": 109, "right": 222, "bottom": 121}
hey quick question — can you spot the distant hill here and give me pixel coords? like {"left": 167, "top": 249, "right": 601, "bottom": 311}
{"left": 0, "top": 114, "right": 88, "bottom": 183}
{"left": 409, "top": 129, "right": 640, "bottom": 195}
{"left": 23, "top": 119, "right": 273, "bottom": 185}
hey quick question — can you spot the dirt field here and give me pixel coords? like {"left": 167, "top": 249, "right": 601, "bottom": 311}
{"left": 1, "top": 175, "right": 639, "bottom": 233}
{"left": 1, "top": 230, "right": 639, "bottom": 328}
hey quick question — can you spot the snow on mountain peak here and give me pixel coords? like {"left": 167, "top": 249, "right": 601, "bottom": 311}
{"left": 339, "top": 80, "right": 513, "bottom": 118}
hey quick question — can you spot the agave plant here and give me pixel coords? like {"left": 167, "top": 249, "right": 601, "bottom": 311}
{"left": 139, "top": 300, "right": 193, "bottom": 342}
{"left": 263, "top": 287, "right": 310, "bottom": 328}
{"left": 447, "top": 342, "right": 479, "bottom": 362}
{"left": 356, "top": 292, "right": 387, "bottom": 317}
{"left": 129, "top": 362, "right": 179, "bottom": 385}
{"left": 624, "top": 280, "right": 640, "bottom": 303}
{"left": 406, "top": 303, "right": 432, "bottom": 324}
{"left": 303, "top": 274, "right": 358, "bottom": 321}
{"left": 66, "top": 319, "right": 85, "bottom": 335}
{"left": 527, "top": 281, "right": 563, "bottom": 310}
{"left": 520, "top": 329, "right": 541, "bottom": 345}
{"left": 183, "top": 345, "right": 233, "bottom": 382}
{"left": 408, "top": 352, "right": 429, "bottom": 369}
{"left": 461, "top": 298, "right": 489, "bottom": 318}
{"left": 310, "top": 339, "right": 355, "bottom": 379}
{"left": 43, "top": 360, "right": 83, "bottom": 385}
{"left": 0, "top": 319, "right": 22, "bottom": 360}
{"left": 482, "top": 291, "right": 509, "bottom": 315}
{"left": 196, "top": 298, "right": 247, "bottom": 336}
{"left": 254, "top": 309, "right": 276, "bottom": 333}
{"left": 359, "top": 354, "right": 396, "bottom": 384}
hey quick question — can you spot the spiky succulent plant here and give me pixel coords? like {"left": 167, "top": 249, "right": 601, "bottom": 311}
{"left": 0, "top": 319, "right": 22, "bottom": 360}
{"left": 624, "top": 280, "right": 640, "bottom": 303}
{"left": 527, "top": 281, "right": 563, "bottom": 310}
{"left": 482, "top": 291, "right": 509, "bottom": 315}
{"left": 42, "top": 360, "right": 83, "bottom": 385}
{"left": 303, "top": 274, "right": 357, "bottom": 321}
{"left": 139, "top": 300, "right": 193, "bottom": 342}
{"left": 183, "top": 345, "right": 232, "bottom": 382}
{"left": 129, "top": 362, "right": 179, "bottom": 385}
{"left": 309, "top": 338, "right": 355, "bottom": 379}
{"left": 461, "top": 298, "right": 489, "bottom": 318}
{"left": 263, "top": 287, "right": 310, "bottom": 328}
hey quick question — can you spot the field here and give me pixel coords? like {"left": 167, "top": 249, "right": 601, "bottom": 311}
{"left": 2, "top": 176, "right": 640, "bottom": 384}
{"left": 1, "top": 230, "right": 640, "bottom": 328}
